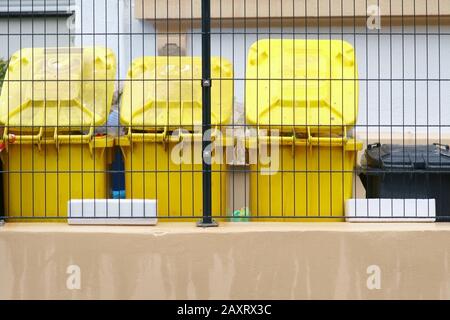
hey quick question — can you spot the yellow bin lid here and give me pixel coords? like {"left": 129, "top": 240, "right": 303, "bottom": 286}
{"left": 0, "top": 47, "right": 116, "bottom": 131}
{"left": 245, "top": 39, "right": 358, "bottom": 134}
{"left": 120, "top": 56, "right": 233, "bottom": 131}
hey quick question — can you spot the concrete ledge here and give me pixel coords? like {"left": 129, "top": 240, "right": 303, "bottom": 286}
{"left": 1, "top": 222, "right": 450, "bottom": 299}
{"left": 135, "top": 0, "right": 450, "bottom": 20}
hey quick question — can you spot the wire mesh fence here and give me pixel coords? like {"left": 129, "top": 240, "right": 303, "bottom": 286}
{"left": 0, "top": 0, "right": 448, "bottom": 225}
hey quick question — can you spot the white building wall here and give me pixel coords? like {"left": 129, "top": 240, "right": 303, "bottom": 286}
{"left": 74, "top": 0, "right": 156, "bottom": 80}
{"left": 188, "top": 25, "right": 450, "bottom": 135}
{"left": 0, "top": 17, "right": 73, "bottom": 60}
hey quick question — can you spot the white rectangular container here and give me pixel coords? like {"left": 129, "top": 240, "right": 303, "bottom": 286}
{"left": 346, "top": 199, "right": 436, "bottom": 222}
{"left": 68, "top": 199, "right": 157, "bottom": 225}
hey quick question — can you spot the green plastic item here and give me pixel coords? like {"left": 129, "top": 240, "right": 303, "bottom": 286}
{"left": 231, "top": 207, "right": 250, "bottom": 222}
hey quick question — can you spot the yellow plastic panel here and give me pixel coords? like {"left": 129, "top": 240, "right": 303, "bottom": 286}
{"left": 248, "top": 137, "right": 362, "bottom": 222}
{"left": 120, "top": 56, "right": 233, "bottom": 131}
{"left": 118, "top": 134, "right": 228, "bottom": 220}
{"left": 1, "top": 135, "right": 113, "bottom": 221}
{"left": 245, "top": 39, "right": 358, "bottom": 134}
{"left": 0, "top": 47, "right": 116, "bottom": 131}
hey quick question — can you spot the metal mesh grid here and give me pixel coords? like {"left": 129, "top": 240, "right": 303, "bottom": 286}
{"left": 0, "top": 0, "right": 448, "bottom": 224}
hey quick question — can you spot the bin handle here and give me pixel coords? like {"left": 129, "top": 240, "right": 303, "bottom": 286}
{"left": 53, "top": 125, "right": 95, "bottom": 156}
{"left": 367, "top": 142, "right": 381, "bottom": 151}
{"left": 306, "top": 127, "right": 348, "bottom": 146}
{"left": 125, "top": 127, "right": 168, "bottom": 144}
{"left": 168, "top": 131, "right": 203, "bottom": 143}
{"left": 3, "top": 127, "right": 44, "bottom": 151}
{"left": 124, "top": 127, "right": 223, "bottom": 145}
{"left": 433, "top": 143, "right": 450, "bottom": 151}
{"left": 54, "top": 126, "right": 93, "bottom": 144}
{"left": 246, "top": 127, "right": 348, "bottom": 148}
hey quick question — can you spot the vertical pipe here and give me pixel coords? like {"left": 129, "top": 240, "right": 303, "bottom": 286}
{"left": 199, "top": 0, "right": 217, "bottom": 227}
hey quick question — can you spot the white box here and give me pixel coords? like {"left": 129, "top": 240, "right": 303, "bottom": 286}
{"left": 346, "top": 199, "right": 436, "bottom": 222}
{"left": 68, "top": 199, "right": 157, "bottom": 225}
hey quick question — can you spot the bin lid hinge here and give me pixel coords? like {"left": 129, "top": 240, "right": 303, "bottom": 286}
{"left": 306, "top": 126, "right": 348, "bottom": 149}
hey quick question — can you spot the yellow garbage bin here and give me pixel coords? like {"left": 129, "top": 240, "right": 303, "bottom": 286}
{"left": 118, "top": 56, "right": 233, "bottom": 220}
{"left": 0, "top": 47, "right": 116, "bottom": 221}
{"left": 245, "top": 39, "right": 362, "bottom": 221}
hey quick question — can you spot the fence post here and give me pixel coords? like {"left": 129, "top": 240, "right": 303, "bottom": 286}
{"left": 198, "top": 0, "right": 217, "bottom": 227}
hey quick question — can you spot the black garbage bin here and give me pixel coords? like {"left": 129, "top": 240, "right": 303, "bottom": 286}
{"left": 358, "top": 143, "right": 450, "bottom": 222}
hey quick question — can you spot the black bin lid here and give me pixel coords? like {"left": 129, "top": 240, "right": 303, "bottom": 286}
{"left": 364, "top": 143, "right": 450, "bottom": 170}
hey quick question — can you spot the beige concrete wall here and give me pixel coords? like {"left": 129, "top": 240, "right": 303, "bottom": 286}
{"left": 135, "top": 0, "right": 450, "bottom": 20}
{"left": 2, "top": 222, "right": 450, "bottom": 299}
